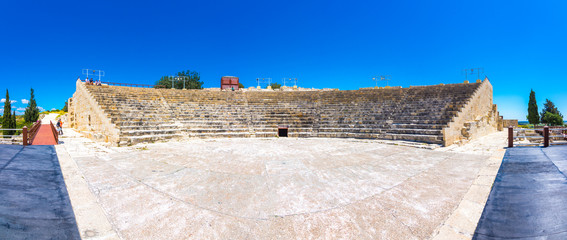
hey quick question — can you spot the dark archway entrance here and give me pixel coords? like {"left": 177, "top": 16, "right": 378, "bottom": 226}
{"left": 278, "top": 127, "right": 288, "bottom": 137}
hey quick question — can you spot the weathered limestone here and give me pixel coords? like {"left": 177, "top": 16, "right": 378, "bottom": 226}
{"left": 442, "top": 79, "right": 501, "bottom": 145}
{"left": 68, "top": 80, "right": 120, "bottom": 143}
{"left": 502, "top": 119, "right": 518, "bottom": 127}
{"left": 70, "top": 78, "right": 500, "bottom": 146}
{"left": 58, "top": 137, "right": 492, "bottom": 239}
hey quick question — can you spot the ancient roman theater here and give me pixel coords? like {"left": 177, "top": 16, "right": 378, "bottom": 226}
{"left": 44, "top": 78, "right": 506, "bottom": 239}
{"left": 68, "top": 78, "right": 501, "bottom": 146}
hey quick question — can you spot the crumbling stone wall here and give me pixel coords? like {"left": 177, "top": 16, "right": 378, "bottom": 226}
{"left": 69, "top": 80, "right": 120, "bottom": 143}
{"left": 443, "top": 79, "right": 500, "bottom": 145}
{"left": 502, "top": 119, "right": 518, "bottom": 128}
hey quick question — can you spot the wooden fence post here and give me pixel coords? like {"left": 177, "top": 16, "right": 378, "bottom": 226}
{"left": 23, "top": 126, "right": 28, "bottom": 146}
{"left": 508, "top": 126, "right": 514, "bottom": 148}
{"left": 543, "top": 126, "right": 549, "bottom": 147}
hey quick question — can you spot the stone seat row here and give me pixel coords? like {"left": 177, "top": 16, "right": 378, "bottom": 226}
{"left": 84, "top": 82, "right": 481, "bottom": 145}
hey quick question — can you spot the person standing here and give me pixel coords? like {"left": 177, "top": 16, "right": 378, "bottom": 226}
{"left": 56, "top": 119, "right": 64, "bottom": 135}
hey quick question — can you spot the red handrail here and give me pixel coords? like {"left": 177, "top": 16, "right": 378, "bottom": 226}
{"left": 27, "top": 121, "right": 41, "bottom": 145}
{"left": 49, "top": 121, "right": 59, "bottom": 144}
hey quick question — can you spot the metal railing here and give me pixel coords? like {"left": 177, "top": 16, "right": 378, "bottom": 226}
{"left": 81, "top": 80, "right": 165, "bottom": 88}
{"left": 0, "top": 128, "right": 24, "bottom": 144}
{"left": 0, "top": 123, "right": 38, "bottom": 145}
{"left": 508, "top": 126, "right": 567, "bottom": 147}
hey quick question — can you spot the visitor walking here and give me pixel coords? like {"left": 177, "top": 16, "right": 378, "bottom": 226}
{"left": 56, "top": 119, "right": 63, "bottom": 135}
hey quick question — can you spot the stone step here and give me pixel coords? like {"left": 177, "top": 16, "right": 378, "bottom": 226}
{"left": 189, "top": 132, "right": 251, "bottom": 138}
{"left": 184, "top": 128, "right": 249, "bottom": 133}
{"left": 119, "top": 125, "right": 180, "bottom": 131}
{"left": 122, "top": 129, "right": 181, "bottom": 137}
{"left": 387, "top": 128, "right": 443, "bottom": 135}
{"left": 118, "top": 133, "right": 184, "bottom": 146}
{"left": 383, "top": 133, "right": 443, "bottom": 144}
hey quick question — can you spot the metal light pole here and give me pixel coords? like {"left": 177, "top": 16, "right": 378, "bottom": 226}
{"left": 256, "top": 78, "right": 272, "bottom": 88}
{"left": 282, "top": 78, "right": 297, "bottom": 87}
{"left": 372, "top": 75, "right": 391, "bottom": 87}
{"left": 173, "top": 76, "right": 187, "bottom": 89}
{"left": 462, "top": 68, "right": 484, "bottom": 81}
{"left": 96, "top": 70, "right": 105, "bottom": 81}
{"left": 82, "top": 69, "right": 105, "bottom": 82}
{"left": 381, "top": 75, "right": 391, "bottom": 86}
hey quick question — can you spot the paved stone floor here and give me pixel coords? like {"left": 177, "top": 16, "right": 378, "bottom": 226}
{"left": 474, "top": 145, "right": 567, "bottom": 239}
{"left": 0, "top": 145, "right": 80, "bottom": 239}
{"left": 55, "top": 133, "right": 507, "bottom": 240}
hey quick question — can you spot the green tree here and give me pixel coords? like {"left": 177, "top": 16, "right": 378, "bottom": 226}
{"left": 11, "top": 111, "right": 16, "bottom": 129}
{"left": 24, "top": 88, "right": 40, "bottom": 123}
{"left": 62, "top": 100, "right": 68, "bottom": 112}
{"left": 238, "top": 82, "right": 244, "bottom": 89}
{"left": 2, "top": 89, "right": 15, "bottom": 137}
{"left": 269, "top": 82, "right": 281, "bottom": 89}
{"left": 542, "top": 112, "right": 563, "bottom": 126}
{"left": 527, "top": 89, "right": 539, "bottom": 124}
{"left": 540, "top": 99, "right": 563, "bottom": 125}
{"left": 154, "top": 70, "right": 203, "bottom": 89}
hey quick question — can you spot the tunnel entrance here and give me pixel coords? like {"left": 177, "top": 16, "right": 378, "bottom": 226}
{"left": 278, "top": 127, "right": 288, "bottom": 137}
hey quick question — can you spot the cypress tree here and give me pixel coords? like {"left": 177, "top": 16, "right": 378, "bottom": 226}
{"left": 11, "top": 110, "right": 16, "bottom": 130}
{"left": 2, "top": 89, "right": 14, "bottom": 137}
{"left": 24, "top": 88, "right": 40, "bottom": 123}
{"left": 62, "top": 100, "right": 68, "bottom": 112}
{"left": 526, "top": 89, "right": 539, "bottom": 124}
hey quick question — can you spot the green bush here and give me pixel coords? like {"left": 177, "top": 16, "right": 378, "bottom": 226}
{"left": 542, "top": 112, "right": 564, "bottom": 126}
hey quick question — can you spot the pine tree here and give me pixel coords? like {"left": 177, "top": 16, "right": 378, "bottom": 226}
{"left": 526, "top": 89, "right": 539, "bottom": 124}
{"left": 24, "top": 88, "right": 40, "bottom": 123}
{"left": 154, "top": 70, "right": 203, "bottom": 89}
{"left": 540, "top": 99, "right": 563, "bottom": 125}
{"left": 2, "top": 89, "right": 14, "bottom": 137}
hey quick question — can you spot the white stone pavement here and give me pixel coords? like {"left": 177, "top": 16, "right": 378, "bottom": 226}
{"left": 55, "top": 126, "right": 507, "bottom": 240}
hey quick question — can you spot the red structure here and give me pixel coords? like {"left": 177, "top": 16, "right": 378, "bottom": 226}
{"left": 221, "top": 76, "right": 239, "bottom": 90}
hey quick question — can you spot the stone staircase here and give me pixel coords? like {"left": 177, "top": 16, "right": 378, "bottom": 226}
{"left": 83, "top": 82, "right": 482, "bottom": 145}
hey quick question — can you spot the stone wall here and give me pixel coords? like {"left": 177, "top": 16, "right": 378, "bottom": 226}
{"left": 68, "top": 80, "right": 120, "bottom": 143}
{"left": 503, "top": 119, "right": 519, "bottom": 128}
{"left": 442, "top": 78, "right": 500, "bottom": 145}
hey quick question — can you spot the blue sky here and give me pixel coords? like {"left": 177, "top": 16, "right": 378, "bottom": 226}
{"left": 0, "top": 0, "right": 565, "bottom": 120}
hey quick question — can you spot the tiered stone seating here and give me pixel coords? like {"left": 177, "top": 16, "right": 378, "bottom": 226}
{"left": 245, "top": 92, "right": 317, "bottom": 138}
{"left": 163, "top": 90, "right": 251, "bottom": 138}
{"left": 83, "top": 82, "right": 482, "bottom": 145}
{"left": 85, "top": 85, "right": 183, "bottom": 145}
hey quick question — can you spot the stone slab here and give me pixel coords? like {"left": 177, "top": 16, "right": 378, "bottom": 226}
{"left": 59, "top": 135, "right": 496, "bottom": 239}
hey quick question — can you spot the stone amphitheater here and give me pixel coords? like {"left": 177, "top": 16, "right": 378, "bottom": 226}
{"left": 69, "top": 78, "right": 501, "bottom": 146}
{"left": 54, "top": 78, "right": 508, "bottom": 239}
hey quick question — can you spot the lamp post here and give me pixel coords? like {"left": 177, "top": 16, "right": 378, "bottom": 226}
{"left": 372, "top": 75, "right": 391, "bottom": 87}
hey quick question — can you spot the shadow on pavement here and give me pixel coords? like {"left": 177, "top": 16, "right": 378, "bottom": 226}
{"left": 474, "top": 145, "right": 567, "bottom": 239}
{"left": 0, "top": 145, "right": 80, "bottom": 239}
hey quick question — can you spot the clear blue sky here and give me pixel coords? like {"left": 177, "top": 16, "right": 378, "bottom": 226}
{"left": 1, "top": 0, "right": 565, "bottom": 120}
